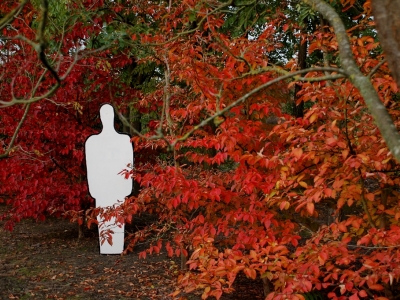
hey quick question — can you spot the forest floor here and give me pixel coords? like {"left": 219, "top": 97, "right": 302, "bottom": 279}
{"left": 0, "top": 205, "right": 265, "bottom": 300}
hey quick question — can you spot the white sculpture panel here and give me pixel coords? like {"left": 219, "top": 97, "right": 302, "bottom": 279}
{"left": 85, "top": 104, "right": 133, "bottom": 254}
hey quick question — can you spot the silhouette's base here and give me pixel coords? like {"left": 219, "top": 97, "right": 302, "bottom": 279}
{"left": 97, "top": 216, "right": 125, "bottom": 254}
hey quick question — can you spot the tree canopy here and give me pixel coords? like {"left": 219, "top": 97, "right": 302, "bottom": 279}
{"left": 1, "top": 0, "right": 400, "bottom": 299}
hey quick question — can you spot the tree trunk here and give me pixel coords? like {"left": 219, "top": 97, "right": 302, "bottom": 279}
{"left": 78, "top": 223, "right": 85, "bottom": 239}
{"left": 293, "top": 31, "right": 308, "bottom": 118}
{"left": 262, "top": 277, "right": 272, "bottom": 297}
{"left": 371, "top": 1, "right": 400, "bottom": 89}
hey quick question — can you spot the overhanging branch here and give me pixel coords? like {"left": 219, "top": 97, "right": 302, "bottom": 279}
{"left": 171, "top": 67, "right": 345, "bottom": 147}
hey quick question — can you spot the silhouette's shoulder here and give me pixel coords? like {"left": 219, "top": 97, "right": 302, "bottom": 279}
{"left": 119, "top": 133, "right": 131, "bottom": 141}
{"left": 85, "top": 133, "right": 100, "bottom": 144}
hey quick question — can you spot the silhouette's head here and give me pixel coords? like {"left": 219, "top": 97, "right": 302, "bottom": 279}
{"left": 99, "top": 104, "right": 115, "bottom": 131}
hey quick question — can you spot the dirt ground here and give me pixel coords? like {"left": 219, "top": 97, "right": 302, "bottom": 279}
{"left": 0, "top": 207, "right": 265, "bottom": 300}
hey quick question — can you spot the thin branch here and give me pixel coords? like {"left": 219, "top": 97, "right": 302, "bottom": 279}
{"left": 0, "top": 104, "right": 31, "bottom": 159}
{"left": 0, "top": 0, "right": 28, "bottom": 31}
{"left": 347, "top": 243, "right": 400, "bottom": 250}
{"left": 115, "top": 105, "right": 172, "bottom": 148}
{"left": 51, "top": 156, "right": 79, "bottom": 179}
{"left": 116, "top": 111, "right": 159, "bottom": 140}
{"left": 343, "top": 88, "right": 356, "bottom": 156}
{"left": 367, "top": 58, "right": 386, "bottom": 79}
{"left": 0, "top": 35, "right": 37, "bottom": 48}
{"left": 0, "top": 83, "right": 60, "bottom": 107}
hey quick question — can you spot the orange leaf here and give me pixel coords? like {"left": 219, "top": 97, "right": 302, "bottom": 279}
{"left": 342, "top": 149, "right": 349, "bottom": 160}
{"left": 309, "top": 113, "right": 318, "bottom": 123}
{"left": 364, "top": 193, "right": 374, "bottom": 201}
{"left": 307, "top": 202, "right": 314, "bottom": 215}
{"left": 338, "top": 223, "right": 347, "bottom": 232}
{"left": 324, "top": 188, "right": 332, "bottom": 197}
{"left": 244, "top": 267, "right": 257, "bottom": 279}
{"left": 369, "top": 284, "right": 384, "bottom": 291}
{"left": 292, "top": 148, "right": 303, "bottom": 159}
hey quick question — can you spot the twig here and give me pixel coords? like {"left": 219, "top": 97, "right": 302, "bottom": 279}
{"left": 367, "top": 59, "right": 386, "bottom": 79}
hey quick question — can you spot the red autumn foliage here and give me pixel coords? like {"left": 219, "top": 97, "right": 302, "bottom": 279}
{"left": 1, "top": 0, "right": 400, "bottom": 299}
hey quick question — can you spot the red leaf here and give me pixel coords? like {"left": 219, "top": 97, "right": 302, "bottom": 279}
{"left": 358, "top": 290, "right": 368, "bottom": 298}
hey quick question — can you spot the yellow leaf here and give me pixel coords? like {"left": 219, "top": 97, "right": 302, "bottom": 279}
{"left": 297, "top": 173, "right": 305, "bottom": 182}
{"left": 309, "top": 113, "right": 318, "bottom": 123}
{"left": 299, "top": 181, "right": 308, "bottom": 188}
{"left": 342, "top": 149, "right": 349, "bottom": 160}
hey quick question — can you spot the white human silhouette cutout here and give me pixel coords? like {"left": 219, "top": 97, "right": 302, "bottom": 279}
{"left": 85, "top": 104, "right": 133, "bottom": 254}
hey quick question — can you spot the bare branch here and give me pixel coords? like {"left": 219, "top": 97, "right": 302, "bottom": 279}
{"left": 0, "top": 103, "right": 31, "bottom": 159}
{"left": 0, "top": 0, "right": 28, "bottom": 31}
